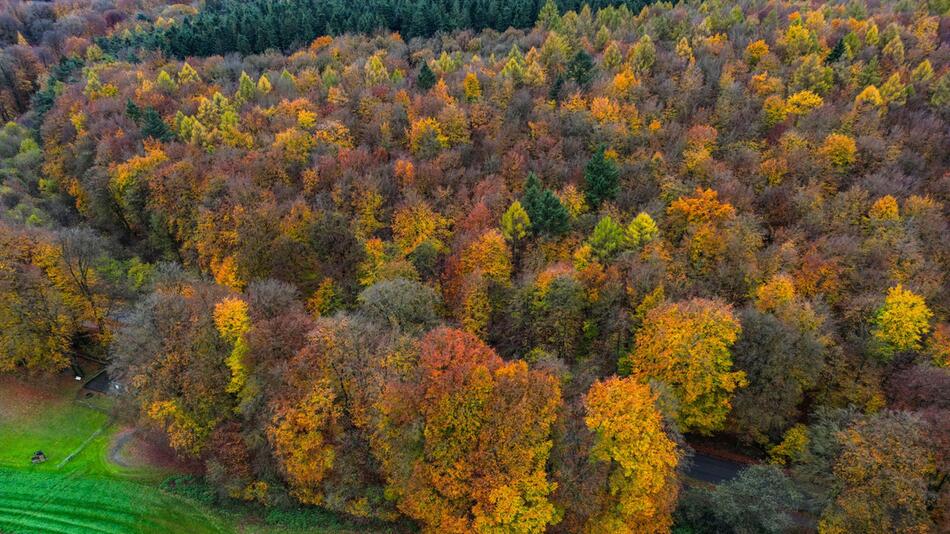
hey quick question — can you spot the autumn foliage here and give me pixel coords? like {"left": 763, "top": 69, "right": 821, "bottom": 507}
{"left": 0, "top": 0, "right": 947, "bottom": 531}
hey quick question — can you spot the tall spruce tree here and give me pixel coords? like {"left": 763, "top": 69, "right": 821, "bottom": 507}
{"left": 140, "top": 108, "right": 174, "bottom": 142}
{"left": 826, "top": 38, "right": 845, "bottom": 64}
{"left": 417, "top": 61, "right": 437, "bottom": 90}
{"left": 522, "top": 173, "right": 570, "bottom": 236}
{"left": 568, "top": 50, "right": 595, "bottom": 87}
{"left": 584, "top": 146, "right": 620, "bottom": 207}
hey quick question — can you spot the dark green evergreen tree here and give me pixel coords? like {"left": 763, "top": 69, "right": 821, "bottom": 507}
{"left": 140, "top": 108, "right": 174, "bottom": 142}
{"left": 548, "top": 74, "right": 564, "bottom": 102}
{"left": 567, "top": 50, "right": 595, "bottom": 88}
{"left": 125, "top": 99, "right": 142, "bottom": 123}
{"left": 522, "top": 173, "right": 570, "bottom": 236}
{"left": 417, "top": 61, "right": 436, "bottom": 90}
{"left": 826, "top": 38, "right": 845, "bottom": 64}
{"left": 584, "top": 146, "right": 619, "bottom": 208}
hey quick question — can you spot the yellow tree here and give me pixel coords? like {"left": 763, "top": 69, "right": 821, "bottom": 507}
{"left": 620, "top": 299, "right": 745, "bottom": 433}
{"left": 364, "top": 54, "right": 390, "bottom": 86}
{"left": 625, "top": 212, "right": 659, "bottom": 249}
{"left": 870, "top": 285, "right": 932, "bottom": 359}
{"left": 460, "top": 229, "right": 512, "bottom": 285}
{"left": 463, "top": 72, "right": 482, "bottom": 102}
{"left": 408, "top": 117, "right": 448, "bottom": 157}
{"left": 818, "top": 133, "right": 857, "bottom": 169}
{"left": 0, "top": 226, "right": 77, "bottom": 373}
{"left": 786, "top": 90, "right": 823, "bottom": 116}
{"left": 392, "top": 201, "right": 449, "bottom": 255}
{"left": 213, "top": 297, "right": 251, "bottom": 396}
{"left": 268, "top": 380, "right": 342, "bottom": 505}
{"left": 584, "top": 376, "right": 679, "bottom": 533}
{"left": 666, "top": 188, "right": 737, "bottom": 274}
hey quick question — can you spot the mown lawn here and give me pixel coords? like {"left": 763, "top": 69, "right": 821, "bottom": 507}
{"left": 0, "top": 469, "right": 231, "bottom": 534}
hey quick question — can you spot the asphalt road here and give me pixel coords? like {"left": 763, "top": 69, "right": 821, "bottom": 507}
{"left": 687, "top": 453, "right": 746, "bottom": 484}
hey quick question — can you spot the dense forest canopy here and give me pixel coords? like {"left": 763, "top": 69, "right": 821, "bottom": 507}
{"left": 142, "top": 0, "right": 658, "bottom": 57}
{"left": 1, "top": 0, "right": 949, "bottom": 532}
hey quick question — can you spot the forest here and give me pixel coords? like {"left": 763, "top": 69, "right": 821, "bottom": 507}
{"left": 0, "top": 0, "right": 949, "bottom": 532}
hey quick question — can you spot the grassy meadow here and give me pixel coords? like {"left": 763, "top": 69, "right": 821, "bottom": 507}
{"left": 0, "top": 374, "right": 232, "bottom": 533}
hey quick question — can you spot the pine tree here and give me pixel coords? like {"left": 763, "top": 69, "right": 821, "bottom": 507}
{"left": 826, "top": 38, "right": 845, "bottom": 64}
{"left": 588, "top": 216, "right": 625, "bottom": 260}
{"left": 256, "top": 74, "right": 272, "bottom": 94}
{"left": 156, "top": 70, "right": 177, "bottom": 92}
{"left": 141, "top": 108, "right": 174, "bottom": 142}
{"left": 567, "top": 50, "right": 595, "bottom": 88}
{"left": 417, "top": 62, "right": 436, "bottom": 90}
{"left": 125, "top": 99, "right": 142, "bottom": 123}
{"left": 500, "top": 201, "right": 531, "bottom": 241}
{"left": 236, "top": 71, "right": 256, "bottom": 102}
{"left": 536, "top": 0, "right": 561, "bottom": 31}
{"left": 584, "top": 146, "right": 619, "bottom": 207}
{"left": 548, "top": 74, "right": 564, "bottom": 102}
{"left": 522, "top": 173, "right": 569, "bottom": 237}
{"left": 522, "top": 172, "right": 544, "bottom": 220}
{"left": 178, "top": 62, "right": 201, "bottom": 84}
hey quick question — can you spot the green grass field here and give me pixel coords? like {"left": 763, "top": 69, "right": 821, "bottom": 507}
{"left": 0, "top": 375, "right": 233, "bottom": 533}
{"left": 0, "top": 376, "right": 394, "bottom": 534}
{"left": 0, "top": 469, "right": 231, "bottom": 534}
{"left": 0, "top": 375, "right": 168, "bottom": 480}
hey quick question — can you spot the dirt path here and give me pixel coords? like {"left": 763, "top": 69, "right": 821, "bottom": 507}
{"left": 107, "top": 428, "right": 136, "bottom": 468}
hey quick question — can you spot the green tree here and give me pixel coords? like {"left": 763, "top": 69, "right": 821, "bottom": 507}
{"left": 141, "top": 108, "right": 174, "bottom": 142}
{"left": 417, "top": 62, "right": 436, "bottom": 91}
{"left": 587, "top": 216, "right": 624, "bottom": 261}
{"left": 567, "top": 50, "right": 595, "bottom": 88}
{"left": 728, "top": 307, "right": 825, "bottom": 444}
{"left": 125, "top": 99, "right": 142, "bottom": 122}
{"left": 826, "top": 38, "right": 845, "bottom": 64}
{"left": 500, "top": 200, "right": 531, "bottom": 241}
{"left": 357, "top": 278, "right": 441, "bottom": 332}
{"left": 522, "top": 174, "right": 569, "bottom": 236}
{"left": 584, "top": 146, "right": 619, "bottom": 208}
{"left": 536, "top": 0, "right": 561, "bottom": 31}
{"left": 630, "top": 34, "right": 656, "bottom": 73}
{"left": 677, "top": 465, "right": 802, "bottom": 534}
{"left": 236, "top": 71, "right": 256, "bottom": 102}
{"left": 626, "top": 212, "right": 659, "bottom": 249}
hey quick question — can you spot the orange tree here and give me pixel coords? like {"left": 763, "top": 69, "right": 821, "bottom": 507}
{"left": 374, "top": 327, "right": 562, "bottom": 533}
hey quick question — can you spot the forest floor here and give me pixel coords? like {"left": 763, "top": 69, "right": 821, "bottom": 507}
{"left": 0, "top": 375, "right": 382, "bottom": 533}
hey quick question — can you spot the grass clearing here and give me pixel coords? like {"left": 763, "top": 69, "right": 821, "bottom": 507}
{"left": 0, "top": 376, "right": 394, "bottom": 533}
{"left": 0, "top": 375, "right": 230, "bottom": 533}
{"left": 0, "top": 375, "right": 166, "bottom": 481}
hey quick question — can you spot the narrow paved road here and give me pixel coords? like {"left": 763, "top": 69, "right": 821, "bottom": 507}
{"left": 687, "top": 453, "right": 745, "bottom": 484}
